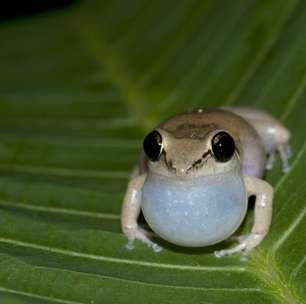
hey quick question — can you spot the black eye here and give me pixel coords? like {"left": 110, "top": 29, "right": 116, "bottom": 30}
{"left": 211, "top": 132, "right": 235, "bottom": 162}
{"left": 143, "top": 130, "right": 163, "bottom": 161}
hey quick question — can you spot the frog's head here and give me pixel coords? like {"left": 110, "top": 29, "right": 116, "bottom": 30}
{"left": 143, "top": 114, "right": 241, "bottom": 178}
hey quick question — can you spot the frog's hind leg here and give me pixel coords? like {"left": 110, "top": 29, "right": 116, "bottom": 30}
{"left": 224, "top": 107, "right": 291, "bottom": 173}
{"left": 274, "top": 143, "right": 291, "bottom": 172}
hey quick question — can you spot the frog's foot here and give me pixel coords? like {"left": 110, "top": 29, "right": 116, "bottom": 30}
{"left": 265, "top": 143, "right": 292, "bottom": 173}
{"left": 265, "top": 152, "right": 275, "bottom": 171}
{"left": 214, "top": 233, "right": 264, "bottom": 258}
{"left": 124, "top": 226, "right": 162, "bottom": 253}
{"left": 278, "top": 143, "right": 292, "bottom": 173}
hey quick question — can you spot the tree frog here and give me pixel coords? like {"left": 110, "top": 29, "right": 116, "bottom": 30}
{"left": 121, "top": 107, "right": 291, "bottom": 257}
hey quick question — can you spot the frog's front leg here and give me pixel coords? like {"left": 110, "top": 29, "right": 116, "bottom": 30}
{"left": 121, "top": 169, "right": 162, "bottom": 252}
{"left": 215, "top": 176, "right": 273, "bottom": 257}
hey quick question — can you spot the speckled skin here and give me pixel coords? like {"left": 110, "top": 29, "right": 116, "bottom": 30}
{"left": 121, "top": 107, "right": 291, "bottom": 256}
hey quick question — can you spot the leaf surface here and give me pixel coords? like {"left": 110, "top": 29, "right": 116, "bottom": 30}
{"left": 0, "top": 1, "right": 305, "bottom": 303}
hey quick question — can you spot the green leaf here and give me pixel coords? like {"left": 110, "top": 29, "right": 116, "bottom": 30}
{"left": 0, "top": 1, "right": 305, "bottom": 303}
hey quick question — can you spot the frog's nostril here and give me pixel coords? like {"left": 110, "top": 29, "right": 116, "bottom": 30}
{"left": 174, "top": 167, "right": 189, "bottom": 176}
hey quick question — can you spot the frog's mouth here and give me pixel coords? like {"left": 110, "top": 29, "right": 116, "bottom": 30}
{"left": 163, "top": 149, "right": 213, "bottom": 175}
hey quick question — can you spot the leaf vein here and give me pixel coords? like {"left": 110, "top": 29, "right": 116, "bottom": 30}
{"left": 0, "top": 164, "right": 129, "bottom": 179}
{"left": 224, "top": 0, "right": 300, "bottom": 105}
{"left": 272, "top": 206, "right": 306, "bottom": 253}
{"left": 0, "top": 237, "right": 245, "bottom": 273}
{"left": 289, "top": 255, "right": 306, "bottom": 283}
{"left": 0, "top": 199, "right": 120, "bottom": 220}
{"left": 0, "top": 287, "right": 85, "bottom": 304}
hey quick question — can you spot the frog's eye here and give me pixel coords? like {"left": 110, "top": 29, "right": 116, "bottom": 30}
{"left": 143, "top": 130, "right": 163, "bottom": 162}
{"left": 211, "top": 131, "right": 235, "bottom": 162}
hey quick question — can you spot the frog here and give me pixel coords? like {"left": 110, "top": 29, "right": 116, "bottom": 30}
{"left": 121, "top": 107, "right": 291, "bottom": 257}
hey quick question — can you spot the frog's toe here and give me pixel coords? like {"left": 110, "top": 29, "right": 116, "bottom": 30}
{"left": 123, "top": 225, "right": 159, "bottom": 251}
{"left": 125, "top": 237, "right": 162, "bottom": 253}
{"left": 214, "top": 232, "right": 263, "bottom": 257}
{"left": 265, "top": 152, "right": 275, "bottom": 171}
{"left": 152, "top": 243, "right": 163, "bottom": 252}
{"left": 125, "top": 239, "right": 135, "bottom": 250}
{"left": 278, "top": 143, "right": 292, "bottom": 173}
{"left": 214, "top": 249, "right": 226, "bottom": 258}
{"left": 266, "top": 143, "right": 292, "bottom": 173}
{"left": 144, "top": 240, "right": 162, "bottom": 253}
{"left": 131, "top": 228, "right": 162, "bottom": 252}
{"left": 282, "top": 163, "right": 291, "bottom": 173}
{"left": 287, "top": 145, "right": 293, "bottom": 158}
{"left": 214, "top": 242, "right": 246, "bottom": 258}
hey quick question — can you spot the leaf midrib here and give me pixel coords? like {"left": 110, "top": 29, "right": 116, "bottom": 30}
{"left": 76, "top": 21, "right": 154, "bottom": 131}
{"left": 248, "top": 141, "right": 306, "bottom": 304}
{"left": 251, "top": 251, "right": 305, "bottom": 304}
